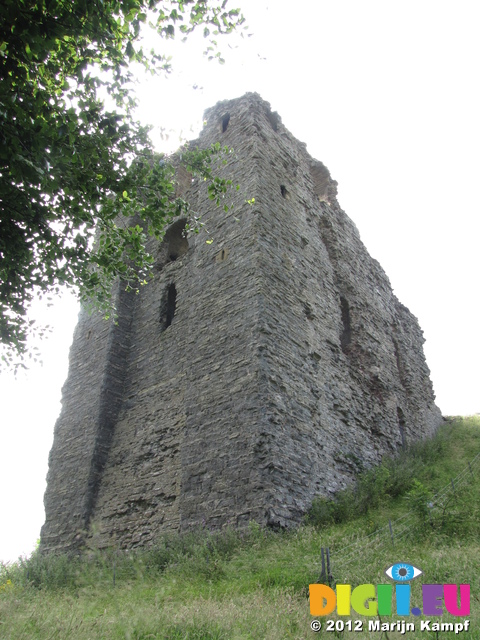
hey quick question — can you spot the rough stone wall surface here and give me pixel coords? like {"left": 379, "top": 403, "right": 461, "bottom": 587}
{"left": 40, "top": 93, "right": 442, "bottom": 553}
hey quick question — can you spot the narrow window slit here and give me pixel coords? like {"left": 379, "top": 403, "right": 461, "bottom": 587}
{"left": 215, "top": 248, "right": 229, "bottom": 263}
{"left": 340, "top": 296, "right": 352, "bottom": 353}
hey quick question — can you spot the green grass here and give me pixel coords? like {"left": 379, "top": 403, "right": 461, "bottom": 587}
{"left": 1, "top": 416, "right": 479, "bottom": 639}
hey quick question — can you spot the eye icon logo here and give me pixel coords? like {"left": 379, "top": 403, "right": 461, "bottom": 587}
{"left": 385, "top": 563, "right": 422, "bottom": 582}
{"left": 309, "top": 560, "right": 470, "bottom": 618}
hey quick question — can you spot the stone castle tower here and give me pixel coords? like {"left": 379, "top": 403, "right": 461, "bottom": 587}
{"left": 40, "top": 93, "right": 442, "bottom": 553}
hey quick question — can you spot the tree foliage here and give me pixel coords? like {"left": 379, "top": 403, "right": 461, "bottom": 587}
{"left": 0, "top": 0, "right": 244, "bottom": 366}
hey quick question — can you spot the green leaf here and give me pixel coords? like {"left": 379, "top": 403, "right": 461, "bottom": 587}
{"left": 0, "top": 0, "right": 246, "bottom": 369}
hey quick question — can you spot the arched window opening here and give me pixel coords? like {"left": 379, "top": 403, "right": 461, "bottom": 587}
{"left": 160, "top": 283, "right": 177, "bottom": 330}
{"left": 340, "top": 296, "right": 352, "bottom": 353}
{"left": 158, "top": 219, "right": 189, "bottom": 268}
{"left": 220, "top": 113, "right": 230, "bottom": 133}
{"left": 165, "top": 284, "right": 176, "bottom": 328}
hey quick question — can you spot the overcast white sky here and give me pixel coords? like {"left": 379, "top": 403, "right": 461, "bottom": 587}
{"left": 1, "top": 0, "right": 479, "bottom": 564}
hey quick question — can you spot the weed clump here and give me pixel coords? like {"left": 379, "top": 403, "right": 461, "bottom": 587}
{"left": 306, "top": 423, "right": 450, "bottom": 528}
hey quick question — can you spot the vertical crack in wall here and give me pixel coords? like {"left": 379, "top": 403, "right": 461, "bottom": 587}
{"left": 83, "top": 283, "right": 136, "bottom": 530}
{"left": 318, "top": 213, "right": 354, "bottom": 357}
{"left": 340, "top": 296, "right": 352, "bottom": 353}
{"left": 397, "top": 406, "right": 407, "bottom": 448}
{"left": 393, "top": 335, "right": 409, "bottom": 391}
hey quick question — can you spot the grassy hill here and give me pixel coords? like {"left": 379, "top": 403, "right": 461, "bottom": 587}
{"left": 1, "top": 416, "right": 479, "bottom": 639}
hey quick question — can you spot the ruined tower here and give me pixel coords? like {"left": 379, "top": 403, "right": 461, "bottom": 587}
{"left": 40, "top": 93, "right": 442, "bottom": 553}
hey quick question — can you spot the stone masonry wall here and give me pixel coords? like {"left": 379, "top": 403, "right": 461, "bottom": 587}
{"left": 40, "top": 93, "right": 442, "bottom": 553}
